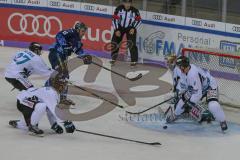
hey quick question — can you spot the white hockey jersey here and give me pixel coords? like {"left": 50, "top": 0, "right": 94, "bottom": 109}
{"left": 17, "top": 87, "right": 61, "bottom": 121}
{"left": 186, "top": 64, "right": 217, "bottom": 103}
{"left": 5, "top": 50, "right": 53, "bottom": 79}
{"left": 172, "top": 66, "right": 187, "bottom": 93}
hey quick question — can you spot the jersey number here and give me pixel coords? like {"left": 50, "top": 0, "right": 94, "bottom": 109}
{"left": 14, "top": 53, "right": 31, "bottom": 65}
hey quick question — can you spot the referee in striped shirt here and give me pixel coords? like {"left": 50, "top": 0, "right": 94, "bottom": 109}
{"left": 111, "top": 0, "right": 142, "bottom": 66}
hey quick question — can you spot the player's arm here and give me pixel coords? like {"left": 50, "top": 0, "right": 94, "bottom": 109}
{"left": 72, "top": 41, "right": 92, "bottom": 65}
{"left": 112, "top": 6, "right": 121, "bottom": 30}
{"left": 172, "top": 68, "right": 180, "bottom": 93}
{"left": 131, "top": 8, "right": 142, "bottom": 29}
{"left": 32, "top": 58, "right": 54, "bottom": 77}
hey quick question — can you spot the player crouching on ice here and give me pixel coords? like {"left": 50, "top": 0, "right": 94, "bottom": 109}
{"left": 48, "top": 22, "right": 92, "bottom": 105}
{"left": 166, "top": 56, "right": 228, "bottom": 131}
{"left": 5, "top": 42, "right": 54, "bottom": 91}
{"left": 165, "top": 54, "right": 188, "bottom": 105}
{"left": 9, "top": 72, "right": 76, "bottom": 136}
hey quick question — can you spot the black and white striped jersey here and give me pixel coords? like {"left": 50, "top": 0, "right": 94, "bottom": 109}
{"left": 112, "top": 5, "right": 142, "bottom": 30}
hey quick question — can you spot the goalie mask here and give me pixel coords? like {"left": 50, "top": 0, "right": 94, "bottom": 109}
{"left": 50, "top": 72, "right": 67, "bottom": 93}
{"left": 176, "top": 56, "right": 190, "bottom": 73}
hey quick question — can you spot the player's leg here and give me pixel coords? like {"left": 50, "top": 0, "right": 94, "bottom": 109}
{"left": 110, "top": 29, "right": 124, "bottom": 65}
{"left": 46, "top": 108, "right": 63, "bottom": 134}
{"left": 206, "top": 89, "right": 227, "bottom": 131}
{"left": 166, "top": 99, "right": 185, "bottom": 123}
{"left": 28, "top": 103, "right": 47, "bottom": 135}
{"left": 126, "top": 28, "right": 138, "bottom": 66}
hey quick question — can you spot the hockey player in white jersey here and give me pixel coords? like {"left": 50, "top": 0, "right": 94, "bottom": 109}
{"left": 9, "top": 72, "right": 76, "bottom": 136}
{"left": 167, "top": 56, "right": 228, "bottom": 131}
{"left": 165, "top": 54, "right": 187, "bottom": 98}
{"left": 5, "top": 42, "right": 54, "bottom": 91}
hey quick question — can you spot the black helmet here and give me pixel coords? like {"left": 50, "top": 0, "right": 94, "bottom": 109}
{"left": 176, "top": 56, "right": 190, "bottom": 68}
{"left": 29, "top": 42, "right": 42, "bottom": 55}
{"left": 74, "top": 22, "right": 88, "bottom": 32}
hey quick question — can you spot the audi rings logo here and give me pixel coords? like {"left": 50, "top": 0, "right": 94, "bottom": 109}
{"left": 152, "top": 15, "right": 163, "bottom": 20}
{"left": 8, "top": 13, "right": 62, "bottom": 38}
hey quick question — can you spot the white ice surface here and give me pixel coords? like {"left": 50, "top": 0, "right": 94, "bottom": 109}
{"left": 0, "top": 46, "right": 240, "bottom": 160}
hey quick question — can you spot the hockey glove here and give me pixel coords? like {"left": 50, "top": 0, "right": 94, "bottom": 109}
{"left": 182, "top": 90, "right": 192, "bottom": 103}
{"left": 51, "top": 122, "right": 64, "bottom": 134}
{"left": 79, "top": 55, "right": 92, "bottom": 65}
{"left": 64, "top": 121, "right": 76, "bottom": 133}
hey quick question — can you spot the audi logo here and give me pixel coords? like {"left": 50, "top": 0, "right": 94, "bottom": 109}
{"left": 152, "top": 15, "right": 163, "bottom": 20}
{"left": 84, "top": 5, "right": 95, "bottom": 11}
{"left": 232, "top": 26, "right": 240, "bottom": 32}
{"left": 8, "top": 13, "right": 62, "bottom": 38}
{"left": 192, "top": 20, "right": 202, "bottom": 26}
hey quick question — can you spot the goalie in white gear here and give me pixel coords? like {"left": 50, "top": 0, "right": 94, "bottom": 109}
{"left": 167, "top": 56, "right": 228, "bottom": 131}
{"left": 9, "top": 72, "right": 76, "bottom": 136}
{"left": 5, "top": 42, "right": 54, "bottom": 91}
{"left": 165, "top": 54, "right": 187, "bottom": 100}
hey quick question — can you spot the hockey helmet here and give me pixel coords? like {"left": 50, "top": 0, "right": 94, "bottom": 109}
{"left": 29, "top": 42, "right": 42, "bottom": 55}
{"left": 50, "top": 72, "right": 67, "bottom": 93}
{"left": 176, "top": 56, "right": 190, "bottom": 68}
{"left": 74, "top": 22, "right": 88, "bottom": 32}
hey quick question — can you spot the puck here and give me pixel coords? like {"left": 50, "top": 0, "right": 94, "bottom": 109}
{"left": 163, "top": 125, "right": 168, "bottom": 129}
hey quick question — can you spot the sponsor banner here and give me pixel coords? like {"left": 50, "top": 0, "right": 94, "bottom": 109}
{"left": 137, "top": 23, "right": 240, "bottom": 64}
{"left": 146, "top": 11, "right": 185, "bottom": 25}
{"left": 11, "top": 0, "right": 48, "bottom": 7}
{"left": 225, "top": 23, "right": 240, "bottom": 34}
{"left": 0, "top": 7, "right": 113, "bottom": 53}
{"left": 185, "top": 17, "right": 225, "bottom": 31}
{"left": 0, "top": 0, "right": 11, "bottom": 4}
{"left": 47, "top": 0, "right": 80, "bottom": 11}
{"left": 81, "top": 3, "right": 112, "bottom": 15}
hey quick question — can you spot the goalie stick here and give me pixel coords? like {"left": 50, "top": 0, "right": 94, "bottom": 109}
{"left": 68, "top": 82, "right": 124, "bottom": 109}
{"left": 76, "top": 129, "right": 161, "bottom": 146}
{"left": 126, "top": 97, "right": 174, "bottom": 115}
{"left": 91, "top": 61, "right": 143, "bottom": 81}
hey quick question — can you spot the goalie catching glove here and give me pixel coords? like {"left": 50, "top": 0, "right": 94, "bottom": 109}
{"left": 79, "top": 55, "right": 92, "bottom": 65}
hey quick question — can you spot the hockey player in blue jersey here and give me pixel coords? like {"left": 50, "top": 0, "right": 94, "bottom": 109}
{"left": 48, "top": 22, "right": 92, "bottom": 104}
{"left": 48, "top": 22, "right": 92, "bottom": 75}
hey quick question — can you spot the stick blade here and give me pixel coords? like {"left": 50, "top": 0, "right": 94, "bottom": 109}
{"left": 126, "top": 111, "right": 141, "bottom": 115}
{"left": 149, "top": 142, "right": 162, "bottom": 146}
{"left": 128, "top": 73, "right": 143, "bottom": 81}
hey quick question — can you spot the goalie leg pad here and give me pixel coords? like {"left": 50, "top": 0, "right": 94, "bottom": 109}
{"left": 208, "top": 101, "right": 226, "bottom": 122}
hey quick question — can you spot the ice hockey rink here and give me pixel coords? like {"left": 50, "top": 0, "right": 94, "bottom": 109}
{"left": 0, "top": 46, "right": 240, "bottom": 160}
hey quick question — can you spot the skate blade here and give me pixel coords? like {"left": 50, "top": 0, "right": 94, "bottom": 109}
{"left": 28, "top": 132, "right": 45, "bottom": 137}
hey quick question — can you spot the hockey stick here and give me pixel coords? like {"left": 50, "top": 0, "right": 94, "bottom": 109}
{"left": 91, "top": 61, "right": 143, "bottom": 81}
{"left": 68, "top": 82, "right": 124, "bottom": 109}
{"left": 126, "top": 97, "right": 174, "bottom": 115}
{"left": 76, "top": 129, "right": 161, "bottom": 146}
